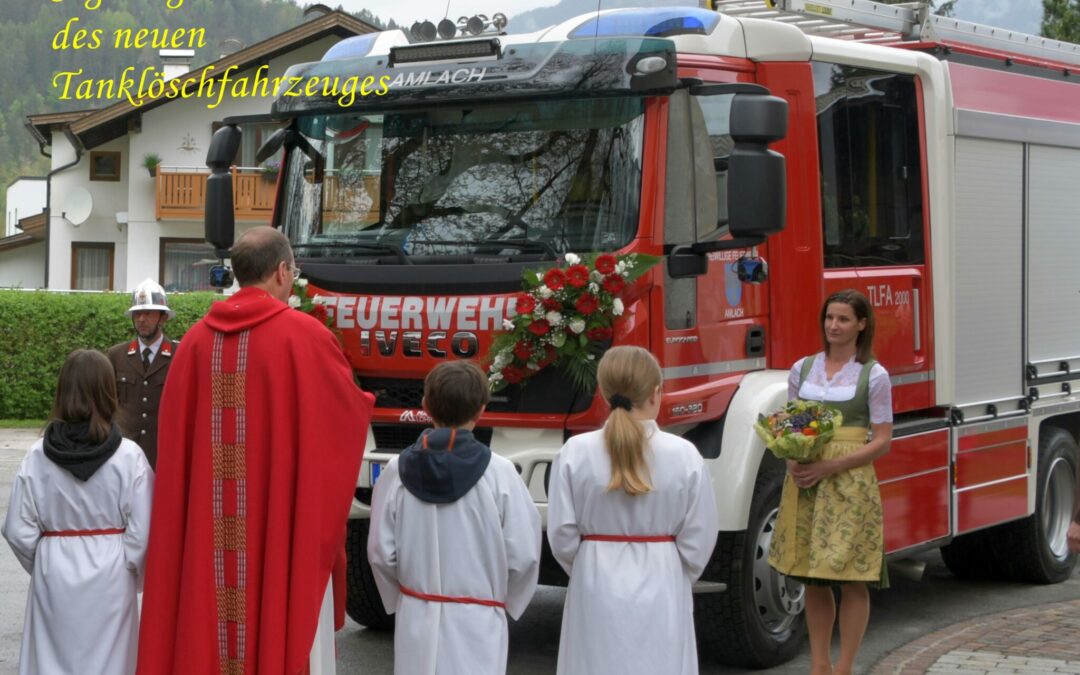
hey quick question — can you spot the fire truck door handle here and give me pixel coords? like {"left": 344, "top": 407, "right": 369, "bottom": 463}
{"left": 913, "top": 287, "right": 921, "bottom": 352}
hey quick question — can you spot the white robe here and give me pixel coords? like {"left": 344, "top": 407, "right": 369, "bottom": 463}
{"left": 547, "top": 421, "right": 719, "bottom": 675}
{"left": 2, "top": 438, "right": 153, "bottom": 675}
{"left": 368, "top": 452, "right": 542, "bottom": 675}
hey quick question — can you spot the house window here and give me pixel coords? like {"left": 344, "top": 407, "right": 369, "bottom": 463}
{"left": 71, "top": 243, "right": 114, "bottom": 290}
{"left": 160, "top": 238, "right": 215, "bottom": 292}
{"left": 89, "top": 151, "right": 121, "bottom": 181}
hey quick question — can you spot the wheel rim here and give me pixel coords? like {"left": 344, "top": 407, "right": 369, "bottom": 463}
{"left": 1041, "top": 455, "right": 1074, "bottom": 560}
{"left": 752, "top": 505, "right": 805, "bottom": 636}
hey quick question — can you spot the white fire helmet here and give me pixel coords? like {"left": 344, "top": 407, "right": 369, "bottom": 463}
{"left": 126, "top": 278, "right": 174, "bottom": 319}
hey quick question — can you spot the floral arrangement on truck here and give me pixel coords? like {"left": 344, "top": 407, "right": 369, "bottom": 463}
{"left": 487, "top": 252, "right": 658, "bottom": 393}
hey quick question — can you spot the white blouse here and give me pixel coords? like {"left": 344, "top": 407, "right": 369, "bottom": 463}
{"left": 788, "top": 353, "right": 893, "bottom": 425}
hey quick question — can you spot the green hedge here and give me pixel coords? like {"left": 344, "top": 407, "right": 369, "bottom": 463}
{"left": 0, "top": 290, "right": 219, "bottom": 420}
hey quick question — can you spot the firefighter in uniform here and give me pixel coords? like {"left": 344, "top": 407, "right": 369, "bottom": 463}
{"left": 106, "top": 279, "right": 178, "bottom": 469}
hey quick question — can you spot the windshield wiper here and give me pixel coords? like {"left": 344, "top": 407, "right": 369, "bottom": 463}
{"left": 407, "top": 238, "right": 559, "bottom": 260}
{"left": 293, "top": 241, "right": 412, "bottom": 265}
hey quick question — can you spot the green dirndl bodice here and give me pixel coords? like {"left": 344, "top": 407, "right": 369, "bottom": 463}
{"left": 767, "top": 356, "right": 889, "bottom": 588}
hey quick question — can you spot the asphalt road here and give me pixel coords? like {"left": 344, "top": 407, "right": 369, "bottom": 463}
{"left": 2, "top": 428, "right": 1079, "bottom": 674}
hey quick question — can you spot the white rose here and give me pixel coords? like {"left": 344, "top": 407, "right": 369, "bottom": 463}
{"left": 527, "top": 362, "right": 540, "bottom": 370}
{"left": 565, "top": 252, "right": 581, "bottom": 265}
{"left": 569, "top": 318, "right": 586, "bottom": 334}
{"left": 551, "top": 331, "right": 567, "bottom": 348}
{"left": 288, "top": 295, "right": 302, "bottom": 308}
{"left": 536, "top": 272, "right": 544, "bottom": 282}
{"left": 545, "top": 311, "right": 563, "bottom": 325}
{"left": 613, "top": 298, "right": 624, "bottom": 316}
{"left": 589, "top": 282, "right": 599, "bottom": 294}
{"left": 297, "top": 278, "right": 309, "bottom": 288}
{"left": 616, "top": 261, "right": 627, "bottom": 274}
{"left": 502, "top": 318, "right": 516, "bottom": 331}
{"left": 489, "top": 371, "right": 504, "bottom": 382}
{"left": 539, "top": 285, "right": 554, "bottom": 299}
{"left": 494, "top": 352, "right": 512, "bottom": 368}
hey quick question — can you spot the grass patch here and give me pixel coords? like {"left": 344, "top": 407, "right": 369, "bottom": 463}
{"left": 0, "top": 419, "right": 46, "bottom": 429}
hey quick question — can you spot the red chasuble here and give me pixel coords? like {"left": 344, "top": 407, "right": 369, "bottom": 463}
{"left": 137, "top": 287, "right": 373, "bottom": 675}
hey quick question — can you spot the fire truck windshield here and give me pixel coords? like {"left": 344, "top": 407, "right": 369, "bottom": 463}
{"left": 278, "top": 97, "right": 645, "bottom": 262}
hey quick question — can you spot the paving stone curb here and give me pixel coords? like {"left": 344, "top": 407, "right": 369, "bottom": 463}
{"left": 871, "top": 598, "right": 1080, "bottom": 674}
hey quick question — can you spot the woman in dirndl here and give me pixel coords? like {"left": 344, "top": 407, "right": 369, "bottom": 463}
{"left": 767, "top": 289, "right": 893, "bottom": 675}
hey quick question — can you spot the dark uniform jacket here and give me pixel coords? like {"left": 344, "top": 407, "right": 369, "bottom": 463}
{"left": 107, "top": 336, "right": 177, "bottom": 469}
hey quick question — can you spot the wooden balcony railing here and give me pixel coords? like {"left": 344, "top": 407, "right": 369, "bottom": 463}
{"left": 155, "top": 167, "right": 277, "bottom": 222}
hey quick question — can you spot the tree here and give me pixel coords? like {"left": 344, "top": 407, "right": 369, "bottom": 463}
{"left": 879, "top": 0, "right": 958, "bottom": 17}
{"left": 1042, "top": 0, "right": 1080, "bottom": 42}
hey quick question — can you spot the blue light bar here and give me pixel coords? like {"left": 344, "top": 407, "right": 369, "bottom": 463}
{"left": 322, "top": 33, "right": 380, "bottom": 62}
{"left": 569, "top": 7, "right": 721, "bottom": 39}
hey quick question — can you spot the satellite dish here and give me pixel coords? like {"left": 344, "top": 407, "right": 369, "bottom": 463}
{"left": 63, "top": 187, "right": 93, "bottom": 226}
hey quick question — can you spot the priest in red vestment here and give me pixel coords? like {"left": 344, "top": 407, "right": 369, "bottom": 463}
{"left": 137, "top": 226, "right": 373, "bottom": 675}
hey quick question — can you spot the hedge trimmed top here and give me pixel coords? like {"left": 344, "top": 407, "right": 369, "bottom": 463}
{"left": 0, "top": 290, "right": 219, "bottom": 420}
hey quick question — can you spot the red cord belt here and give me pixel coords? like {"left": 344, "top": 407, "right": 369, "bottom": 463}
{"left": 582, "top": 534, "right": 676, "bottom": 543}
{"left": 42, "top": 527, "right": 126, "bottom": 537}
{"left": 399, "top": 584, "right": 506, "bottom": 609}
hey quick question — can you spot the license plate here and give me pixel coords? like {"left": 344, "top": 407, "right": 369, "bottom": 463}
{"left": 370, "top": 461, "right": 384, "bottom": 485}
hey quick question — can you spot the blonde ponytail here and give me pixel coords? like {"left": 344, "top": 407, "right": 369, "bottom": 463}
{"left": 597, "top": 346, "right": 663, "bottom": 497}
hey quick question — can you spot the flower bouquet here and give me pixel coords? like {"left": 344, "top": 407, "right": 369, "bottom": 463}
{"left": 754, "top": 400, "right": 842, "bottom": 496}
{"left": 486, "top": 251, "right": 658, "bottom": 394}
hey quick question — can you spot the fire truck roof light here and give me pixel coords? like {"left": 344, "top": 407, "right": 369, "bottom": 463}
{"left": 569, "top": 8, "right": 721, "bottom": 39}
{"left": 322, "top": 33, "right": 380, "bottom": 62}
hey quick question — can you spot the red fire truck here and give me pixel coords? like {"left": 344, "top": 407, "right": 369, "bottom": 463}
{"left": 204, "top": 0, "right": 1080, "bottom": 666}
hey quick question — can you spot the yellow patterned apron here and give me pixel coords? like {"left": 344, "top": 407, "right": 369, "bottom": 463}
{"left": 767, "top": 426, "right": 885, "bottom": 584}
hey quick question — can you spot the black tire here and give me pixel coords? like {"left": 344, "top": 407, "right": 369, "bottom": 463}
{"left": 942, "top": 426, "right": 1078, "bottom": 584}
{"left": 345, "top": 518, "right": 394, "bottom": 630}
{"left": 694, "top": 466, "right": 805, "bottom": 667}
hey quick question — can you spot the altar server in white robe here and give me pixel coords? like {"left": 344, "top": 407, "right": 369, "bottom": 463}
{"left": 548, "top": 346, "right": 719, "bottom": 675}
{"left": 2, "top": 349, "right": 153, "bottom": 675}
{"left": 368, "top": 360, "right": 541, "bottom": 675}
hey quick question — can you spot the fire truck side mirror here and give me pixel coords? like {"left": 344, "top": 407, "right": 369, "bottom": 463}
{"left": 728, "top": 95, "right": 788, "bottom": 238}
{"left": 205, "top": 124, "right": 242, "bottom": 256}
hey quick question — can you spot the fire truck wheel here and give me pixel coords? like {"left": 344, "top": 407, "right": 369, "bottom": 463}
{"left": 345, "top": 518, "right": 394, "bottom": 630}
{"left": 693, "top": 466, "right": 804, "bottom": 667}
{"left": 942, "top": 426, "right": 1078, "bottom": 583}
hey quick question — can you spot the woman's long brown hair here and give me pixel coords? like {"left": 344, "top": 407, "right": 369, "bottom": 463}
{"left": 49, "top": 349, "right": 118, "bottom": 442}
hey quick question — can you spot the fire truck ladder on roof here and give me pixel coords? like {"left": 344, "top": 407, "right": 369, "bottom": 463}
{"left": 713, "top": 0, "right": 1080, "bottom": 67}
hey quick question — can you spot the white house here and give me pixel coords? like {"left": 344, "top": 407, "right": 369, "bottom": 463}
{"left": 6, "top": 178, "right": 46, "bottom": 238}
{"left": 0, "top": 177, "right": 48, "bottom": 287}
{"left": 21, "top": 10, "right": 375, "bottom": 292}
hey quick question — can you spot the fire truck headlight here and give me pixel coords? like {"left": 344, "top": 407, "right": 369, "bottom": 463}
{"left": 411, "top": 20, "right": 437, "bottom": 42}
{"left": 636, "top": 56, "right": 668, "bottom": 75}
{"left": 438, "top": 18, "right": 457, "bottom": 39}
{"left": 466, "top": 15, "right": 486, "bottom": 35}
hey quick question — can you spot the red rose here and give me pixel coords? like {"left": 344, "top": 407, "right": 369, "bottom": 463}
{"left": 543, "top": 268, "right": 566, "bottom": 291}
{"left": 310, "top": 304, "right": 328, "bottom": 323}
{"left": 586, "top": 326, "right": 613, "bottom": 342}
{"left": 502, "top": 366, "right": 525, "bottom": 384}
{"left": 595, "top": 254, "right": 617, "bottom": 275}
{"left": 513, "top": 341, "right": 533, "bottom": 361}
{"left": 566, "top": 265, "right": 590, "bottom": 288}
{"left": 539, "top": 344, "right": 558, "bottom": 367}
{"left": 575, "top": 294, "right": 599, "bottom": 315}
{"left": 602, "top": 274, "right": 625, "bottom": 294}
{"left": 515, "top": 293, "right": 536, "bottom": 315}
{"left": 528, "top": 319, "right": 551, "bottom": 336}
{"left": 542, "top": 297, "right": 562, "bottom": 312}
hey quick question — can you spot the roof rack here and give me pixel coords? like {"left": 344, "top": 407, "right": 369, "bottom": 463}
{"left": 713, "top": 0, "right": 1080, "bottom": 67}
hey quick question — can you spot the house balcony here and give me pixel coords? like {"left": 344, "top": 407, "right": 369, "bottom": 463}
{"left": 155, "top": 166, "right": 277, "bottom": 222}
{"left": 154, "top": 168, "right": 381, "bottom": 225}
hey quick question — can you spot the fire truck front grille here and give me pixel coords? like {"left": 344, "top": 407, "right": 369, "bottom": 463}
{"left": 371, "top": 423, "right": 493, "bottom": 452}
{"left": 360, "top": 377, "right": 424, "bottom": 409}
